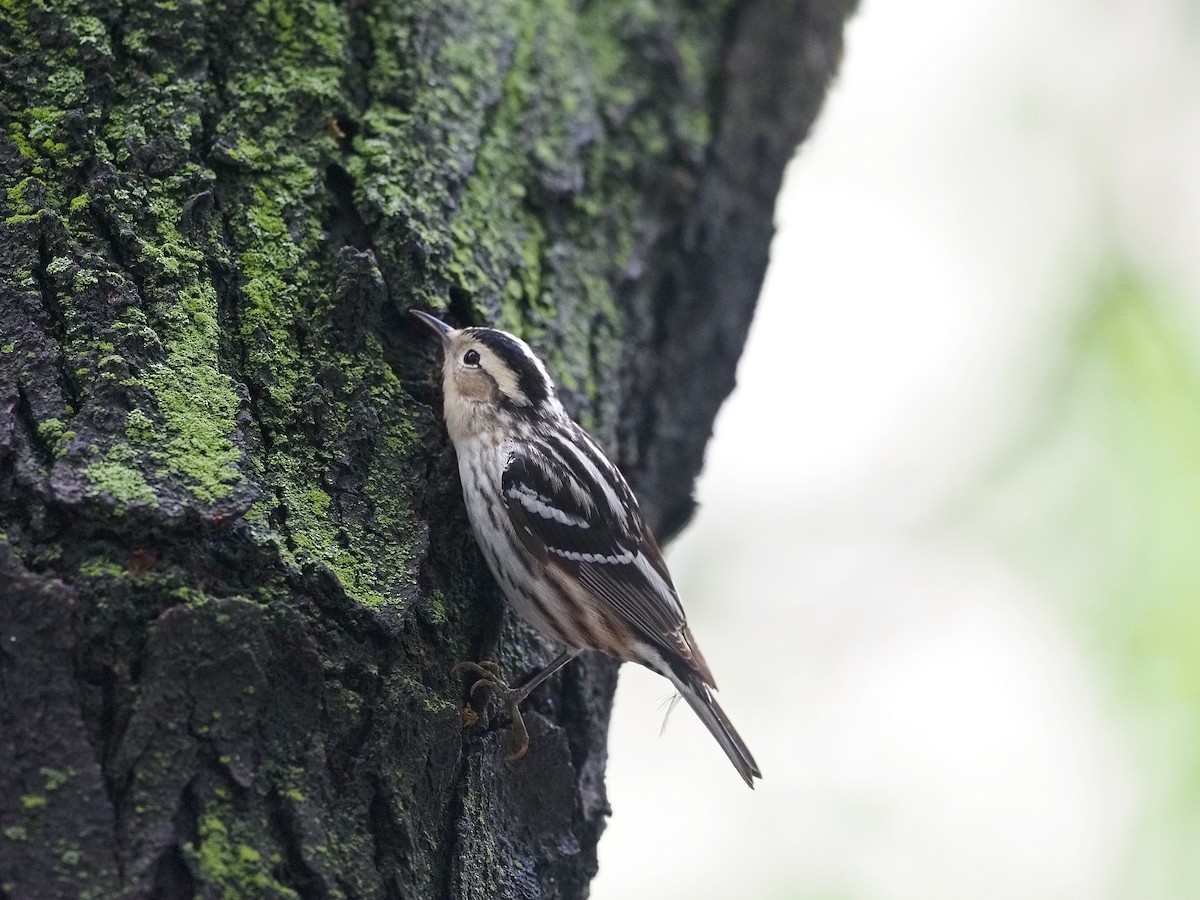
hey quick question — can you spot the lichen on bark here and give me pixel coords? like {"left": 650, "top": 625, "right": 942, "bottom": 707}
{"left": 0, "top": 0, "right": 853, "bottom": 896}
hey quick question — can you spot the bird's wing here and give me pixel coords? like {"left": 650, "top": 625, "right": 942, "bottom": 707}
{"left": 501, "top": 430, "right": 714, "bottom": 685}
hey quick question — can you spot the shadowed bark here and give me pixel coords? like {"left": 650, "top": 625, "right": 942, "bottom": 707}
{"left": 0, "top": 0, "right": 853, "bottom": 896}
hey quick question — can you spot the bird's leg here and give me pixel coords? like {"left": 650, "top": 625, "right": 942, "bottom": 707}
{"left": 452, "top": 649, "right": 582, "bottom": 761}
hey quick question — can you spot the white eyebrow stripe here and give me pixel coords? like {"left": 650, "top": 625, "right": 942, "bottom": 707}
{"left": 479, "top": 345, "right": 527, "bottom": 405}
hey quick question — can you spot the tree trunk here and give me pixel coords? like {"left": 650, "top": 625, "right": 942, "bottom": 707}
{"left": 0, "top": 0, "right": 851, "bottom": 896}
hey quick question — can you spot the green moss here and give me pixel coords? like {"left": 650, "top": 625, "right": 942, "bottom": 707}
{"left": 140, "top": 282, "right": 243, "bottom": 503}
{"left": 306, "top": 488, "right": 331, "bottom": 516}
{"left": 44, "top": 256, "right": 71, "bottom": 277}
{"left": 4, "top": 175, "right": 34, "bottom": 205}
{"left": 21, "top": 794, "right": 46, "bottom": 810}
{"left": 40, "top": 767, "right": 76, "bottom": 791}
{"left": 3, "top": 826, "right": 28, "bottom": 842}
{"left": 36, "top": 417, "right": 67, "bottom": 445}
{"left": 33, "top": 418, "right": 76, "bottom": 458}
{"left": 148, "top": 0, "right": 425, "bottom": 609}
{"left": 78, "top": 557, "right": 127, "bottom": 579}
{"left": 423, "top": 591, "right": 448, "bottom": 626}
{"left": 6, "top": 124, "right": 37, "bottom": 160}
{"left": 124, "top": 408, "right": 156, "bottom": 442}
{"left": 55, "top": 431, "right": 76, "bottom": 457}
{"left": 421, "top": 694, "right": 456, "bottom": 714}
{"left": 189, "top": 810, "right": 299, "bottom": 899}
{"left": 3, "top": 172, "right": 42, "bottom": 224}
{"left": 85, "top": 459, "right": 157, "bottom": 507}
{"left": 280, "top": 483, "right": 384, "bottom": 606}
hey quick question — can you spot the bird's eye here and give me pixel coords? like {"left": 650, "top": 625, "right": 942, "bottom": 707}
{"left": 463, "top": 349, "right": 481, "bottom": 367}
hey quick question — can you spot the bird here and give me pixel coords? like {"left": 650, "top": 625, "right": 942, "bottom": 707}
{"left": 411, "top": 309, "right": 761, "bottom": 787}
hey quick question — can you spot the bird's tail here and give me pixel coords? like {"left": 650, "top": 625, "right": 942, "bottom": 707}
{"left": 663, "top": 665, "right": 762, "bottom": 788}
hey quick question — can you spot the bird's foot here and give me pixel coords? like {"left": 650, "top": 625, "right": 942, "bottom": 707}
{"left": 450, "top": 660, "right": 531, "bottom": 761}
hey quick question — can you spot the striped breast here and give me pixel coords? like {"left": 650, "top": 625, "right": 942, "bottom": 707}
{"left": 455, "top": 436, "right": 587, "bottom": 646}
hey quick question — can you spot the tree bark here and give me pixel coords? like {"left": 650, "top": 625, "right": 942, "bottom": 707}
{"left": 0, "top": 0, "right": 852, "bottom": 896}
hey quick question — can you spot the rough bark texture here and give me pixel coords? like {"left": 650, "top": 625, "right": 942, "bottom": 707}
{"left": 0, "top": 0, "right": 852, "bottom": 897}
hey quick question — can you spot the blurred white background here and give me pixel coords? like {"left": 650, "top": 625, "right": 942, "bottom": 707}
{"left": 593, "top": 0, "right": 1200, "bottom": 898}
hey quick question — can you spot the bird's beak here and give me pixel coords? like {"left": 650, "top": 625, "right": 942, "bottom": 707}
{"left": 409, "top": 310, "right": 454, "bottom": 349}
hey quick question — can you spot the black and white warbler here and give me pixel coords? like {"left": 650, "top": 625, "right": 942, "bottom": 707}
{"left": 412, "top": 310, "right": 761, "bottom": 787}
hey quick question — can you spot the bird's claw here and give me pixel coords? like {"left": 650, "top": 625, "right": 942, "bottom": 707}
{"left": 451, "top": 660, "right": 531, "bottom": 762}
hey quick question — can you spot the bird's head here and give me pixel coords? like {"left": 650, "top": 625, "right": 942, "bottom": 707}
{"left": 411, "top": 310, "right": 558, "bottom": 441}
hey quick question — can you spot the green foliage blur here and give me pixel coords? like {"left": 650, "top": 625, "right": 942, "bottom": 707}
{"left": 990, "top": 260, "right": 1200, "bottom": 895}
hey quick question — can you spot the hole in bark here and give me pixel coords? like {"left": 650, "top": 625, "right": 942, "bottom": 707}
{"left": 324, "top": 163, "right": 372, "bottom": 252}
{"left": 447, "top": 286, "right": 475, "bottom": 327}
